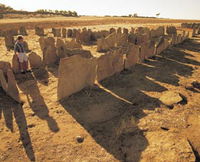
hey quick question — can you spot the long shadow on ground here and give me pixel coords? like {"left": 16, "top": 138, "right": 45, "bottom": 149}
{"left": 16, "top": 73, "right": 59, "bottom": 133}
{"left": 60, "top": 38, "right": 200, "bottom": 161}
{"left": 0, "top": 89, "right": 36, "bottom": 161}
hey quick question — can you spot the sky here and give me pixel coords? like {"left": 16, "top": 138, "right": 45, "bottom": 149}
{"left": 0, "top": 0, "right": 200, "bottom": 19}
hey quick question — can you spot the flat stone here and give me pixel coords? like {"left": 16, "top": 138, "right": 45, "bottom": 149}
{"left": 159, "top": 91, "right": 183, "bottom": 106}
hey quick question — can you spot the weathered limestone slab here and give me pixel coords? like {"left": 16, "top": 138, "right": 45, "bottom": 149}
{"left": 12, "top": 55, "right": 20, "bottom": 73}
{"left": 72, "top": 29, "right": 78, "bottom": 38}
{"left": 62, "top": 28, "right": 67, "bottom": 38}
{"left": 192, "top": 27, "right": 196, "bottom": 37}
{"left": 136, "top": 34, "right": 150, "bottom": 45}
{"left": 65, "top": 39, "right": 82, "bottom": 49}
{"left": 57, "top": 55, "right": 97, "bottom": 100}
{"left": 7, "top": 69, "right": 21, "bottom": 102}
{"left": 125, "top": 45, "right": 140, "bottom": 68}
{"left": 0, "top": 69, "right": 21, "bottom": 102}
{"left": 35, "top": 27, "right": 45, "bottom": 36}
{"left": 52, "top": 28, "right": 61, "bottom": 37}
{"left": 90, "top": 30, "right": 109, "bottom": 41}
{"left": 19, "top": 26, "right": 28, "bottom": 36}
{"left": 140, "top": 45, "right": 149, "bottom": 61}
{"left": 155, "top": 37, "right": 166, "bottom": 55}
{"left": 123, "top": 28, "right": 129, "bottom": 34}
{"left": 56, "top": 38, "right": 66, "bottom": 58}
{"left": 39, "top": 36, "right": 58, "bottom": 65}
{"left": 78, "top": 30, "right": 92, "bottom": 45}
{"left": 166, "top": 26, "right": 177, "bottom": 35}
{"left": 5, "top": 35, "right": 15, "bottom": 50}
{"left": 56, "top": 38, "right": 90, "bottom": 58}
{"left": 28, "top": 52, "right": 42, "bottom": 69}
{"left": 111, "top": 49, "right": 125, "bottom": 73}
{"left": 96, "top": 49, "right": 124, "bottom": 81}
{"left": 39, "top": 37, "right": 55, "bottom": 51}
{"left": 96, "top": 53, "right": 115, "bottom": 81}
{"left": 43, "top": 46, "right": 58, "bottom": 65}
{"left": 67, "top": 29, "right": 73, "bottom": 37}
{"left": 117, "top": 27, "right": 122, "bottom": 34}
{"left": 150, "top": 26, "right": 165, "bottom": 38}
{"left": 39, "top": 37, "right": 46, "bottom": 51}
{"left": 0, "top": 61, "right": 11, "bottom": 74}
{"left": 97, "top": 32, "right": 128, "bottom": 52}
{"left": 110, "top": 28, "right": 116, "bottom": 34}
{"left": 0, "top": 69, "right": 7, "bottom": 90}
{"left": 65, "top": 49, "right": 93, "bottom": 58}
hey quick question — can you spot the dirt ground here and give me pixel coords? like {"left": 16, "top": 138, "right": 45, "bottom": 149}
{"left": 0, "top": 19, "right": 200, "bottom": 161}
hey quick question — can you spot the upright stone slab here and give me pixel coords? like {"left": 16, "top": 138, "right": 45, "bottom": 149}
{"left": 43, "top": 46, "right": 58, "bottom": 65}
{"left": 123, "top": 28, "right": 129, "bottom": 34}
{"left": 0, "top": 69, "right": 21, "bottom": 102}
{"left": 79, "top": 30, "right": 92, "bottom": 45}
{"left": 0, "top": 70, "right": 8, "bottom": 91}
{"left": 57, "top": 55, "right": 97, "bottom": 100}
{"left": 110, "top": 28, "right": 116, "bottom": 34}
{"left": 96, "top": 49, "right": 124, "bottom": 81}
{"left": 150, "top": 26, "right": 165, "bottom": 38}
{"left": 67, "top": 29, "right": 73, "bottom": 37}
{"left": 12, "top": 55, "right": 20, "bottom": 73}
{"left": 35, "top": 27, "right": 44, "bottom": 36}
{"left": 72, "top": 29, "right": 78, "bottom": 38}
{"left": 5, "top": 35, "right": 15, "bottom": 50}
{"left": 52, "top": 28, "right": 61, "bottom": 37}
{"left": 7, "top": 69, "right": 21, "bottom": 102}
{"left": 56, "top": 38, "right": 66, "bottom": 58}
{"left": 62, "top": 28, "right": 67, "bottom": 38}
{"left": 125, "top": 45, "right": 140, "bottom": 68}
{"left": 19, "top": 26, "right": 28, "bottom": 36}
{"left": 28, "top": 52, "right": 42, "bottom": 69}
{"left": 166, "top": 26, "right": 177, "bottom": 35}
{"left": 65, "top": 39, "right": 82, "bottom": 49}
{"left": 97, "top": 32, "right": 128, "bottom": 52}
{"left": 156, "top": 38, "right": 166, "bottom": 55}
{"left": 111, "top": 49, "right": 125, "bottom": 73}
{"left": 39, "top": 36, "right": 58, "bottom": 65}
{"left": 39, "top": 37, "right": 46, "bottom": 51}
{"left": 117, "top": 27, "right": 122, "bottom": 34}
{"left": 0, "top": 61, "right": 11, "bottom": 74}
{"left": 96, "top": 53, "right": 115, "bottom": 81}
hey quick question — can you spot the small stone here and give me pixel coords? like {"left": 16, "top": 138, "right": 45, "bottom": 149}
{"left": 76, "top": 136, "right": 84, "bottom": 143}
{"left": 159, "top": 91, "right": 183, "bottom": 106}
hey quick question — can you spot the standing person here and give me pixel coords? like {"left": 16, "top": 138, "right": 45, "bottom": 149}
{"left": 14, "top": 35, "right": 30, "bottom": 74}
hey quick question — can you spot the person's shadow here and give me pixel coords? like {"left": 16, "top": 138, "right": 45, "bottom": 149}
{"left": 0, "top": 88, "right": 36, "bottom": 161}
{"left": 16, "top": 73, "right": 59, "bottom": 133}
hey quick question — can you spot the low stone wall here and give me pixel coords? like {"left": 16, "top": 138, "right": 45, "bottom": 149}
{"left": 57, "top": 25, "right": 194, "bottom": 100}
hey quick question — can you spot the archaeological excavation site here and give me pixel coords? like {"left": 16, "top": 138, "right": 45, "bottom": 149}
{"left": 0, "top": 13, "right": 200, "bottom": 162}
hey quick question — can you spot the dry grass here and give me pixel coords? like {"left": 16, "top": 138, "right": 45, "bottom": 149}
{"left": 1, "top": 16, "right": 200, "bottom": 30}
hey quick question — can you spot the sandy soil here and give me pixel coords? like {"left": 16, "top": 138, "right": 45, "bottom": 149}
{"left": 0, "top": 22, "right": 200, "bottom": 161}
